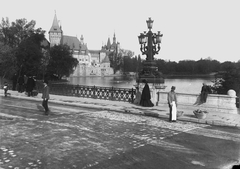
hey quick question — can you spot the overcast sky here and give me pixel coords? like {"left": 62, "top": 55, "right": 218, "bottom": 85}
{"left": 1, "top": 0, "right": 239, "bottom": 63}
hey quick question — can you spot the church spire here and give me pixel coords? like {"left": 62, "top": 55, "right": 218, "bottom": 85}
{"left": 49, "top": 11, "right": 62, "bottom": 33}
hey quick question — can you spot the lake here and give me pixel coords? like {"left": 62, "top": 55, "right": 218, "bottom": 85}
{"left": 66, "top": 76, "right": 215, "bottom": 94}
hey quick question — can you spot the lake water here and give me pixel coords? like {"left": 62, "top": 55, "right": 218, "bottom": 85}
{"left": 66, "top": 76, "right": 215, "bottom": 94}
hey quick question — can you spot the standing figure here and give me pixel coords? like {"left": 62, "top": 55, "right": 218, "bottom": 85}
{"left": 3, "top": 82, "right": 8, "bottom": 97}
{"left": 26, "top": 76, "right": 35, "bottom": 96}
{"left": 168, "top": 86, "right": 177, "bottom": 122}
{"left": 133, "top": 87, "right": 142, "bottom": 105}
{"left": 12, "top": 73, "right": 18, "bottom": 91}
{"left": 17, "top": 75, "right": 24, "bottom": 93}
{"left": 200, "top": 83, "right": 210, "bottom": 103}
{"left": 42, "top": 80, "right": 50, "bottom": 115}
{"left": 24, "top": 75, "right": 28, "bottom": 92}
{"left": 140, "top": 79, "right": 154, "bottom": 107}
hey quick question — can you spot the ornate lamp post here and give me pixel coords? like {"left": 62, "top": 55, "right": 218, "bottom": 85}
{"left": 137, "top": 17, "right": 164, "bottom": 85}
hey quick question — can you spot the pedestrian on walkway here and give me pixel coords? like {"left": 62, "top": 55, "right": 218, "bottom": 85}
{"left": 26, "top": 76, "right": 35, "bottom": 97}
{"left": 140, "top": 79, "right": 154, "bottom": 107}
{"left": 168, "top": 86, "right": 177, "bottom": 122}
{"left": 42, "top": 80, "right": 50, "bottom": 115}
{"left": 17, "top": 75, "right": 24, "bottom": 93}
{"left": 200, "top": 83, "right": 211, "bottom": 103}
{"left": 3, "top": 81, "right": 9, "bottom": 97}
{"left": 133, "top": 86, "right": 141, "bottom": 105}
{"left": 11, "top": 73, "right": 18, "bottom": 91}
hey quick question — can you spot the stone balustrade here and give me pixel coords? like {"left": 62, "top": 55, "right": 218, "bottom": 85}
{"left": 155, "top": 91, "right": 239, "bottom": 114}
{"left": 136, "top": 82, "right": 239, "bottom": 114}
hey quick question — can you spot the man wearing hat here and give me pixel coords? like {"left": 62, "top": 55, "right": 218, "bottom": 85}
{"left": 168, "top": 86, "right": 177, "bottom": 122}
{"left": 42, "top": 80, "right": 50, "bottom": 115}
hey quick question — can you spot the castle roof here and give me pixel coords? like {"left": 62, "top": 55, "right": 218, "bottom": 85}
{"left": 49, "top": 12, "right": 62, "bottom": 33}
{"left": 61, "top": 35, "right": 81, "bottom": 50}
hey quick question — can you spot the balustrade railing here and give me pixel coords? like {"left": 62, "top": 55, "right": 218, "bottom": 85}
{"left": 37, "top": 83, "right": 136, "bottom": 103}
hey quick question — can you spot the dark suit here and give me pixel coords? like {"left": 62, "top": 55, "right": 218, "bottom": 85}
{"left": 42, "top": 85, "right": 50, "bottom": 114}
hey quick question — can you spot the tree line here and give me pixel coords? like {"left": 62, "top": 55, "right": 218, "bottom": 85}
{"left": 119, "top": 55, "right": 239, "bottom": 76}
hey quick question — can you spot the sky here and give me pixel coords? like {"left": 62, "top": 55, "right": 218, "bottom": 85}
{"left": 1, "top": 0, "right": 239, "bottom": 63}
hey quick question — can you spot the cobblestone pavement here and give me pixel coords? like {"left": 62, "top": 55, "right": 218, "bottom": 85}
{"left": 1, "top": 98, "right": 240, "bottom": 169}
{"left": 0, "top": 99, "right": 209, "bottom": 169}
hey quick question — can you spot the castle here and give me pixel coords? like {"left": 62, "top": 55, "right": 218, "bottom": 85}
{"left": 48, "top": 12, "right": 119, "bottom": 76}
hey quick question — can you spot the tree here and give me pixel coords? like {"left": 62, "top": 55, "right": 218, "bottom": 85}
{"left": 15, "top": 33, "right": 45, "bottom": 77}
{"left": 122, "top": 55, "right": 138, "bottom": 73}
{"left": 0, "top": 42, "right": 16, "bottom": 79}
{"left": 212, "top": 63, "right": 240, "bottom": 95}
{"left": 47, "top": 44, "right": 78, "bottom": 79}
{"left": 0, "top": 17, "right": 47, "bottom": 79}
{"left": 108, "top": 51, "right": 123, "bottom": 74}
{"left": 0, "top": 18, "right": 45, "bottom": 48}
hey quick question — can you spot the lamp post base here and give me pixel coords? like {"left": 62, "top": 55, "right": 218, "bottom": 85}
{"left": 136, "top": 60, "right": 165, "bottom": 84}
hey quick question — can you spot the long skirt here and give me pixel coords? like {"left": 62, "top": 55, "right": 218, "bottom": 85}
{"left": 171, "top": 101, "right": 177, "bottom": 121}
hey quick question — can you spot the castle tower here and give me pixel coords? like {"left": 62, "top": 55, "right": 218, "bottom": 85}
{"left": 49, "top": 11, "right": 63, "bottom": 47}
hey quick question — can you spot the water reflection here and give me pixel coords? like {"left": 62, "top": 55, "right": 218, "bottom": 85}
{"left": 66, "top": 76, "right": 215, "bottom": 94}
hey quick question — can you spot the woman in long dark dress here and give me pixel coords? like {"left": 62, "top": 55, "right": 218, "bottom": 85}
{"left": 140, "top": 79, "right": 154, "bottom": 107}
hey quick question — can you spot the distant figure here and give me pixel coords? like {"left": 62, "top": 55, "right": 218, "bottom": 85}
{"left": 11, "top": 73, "right": 18, "bottom": 91}
{"left": 3, "top": 81, "right": 9, "bottom": 97}
{"left": 133, "top": 87, "right": 141, "bottom": 105}
{"left": 42, "top": 80, "right": 50, "bottom": 115}
{"left": 168, "top": 86, "right": 177, "bottom": 122}
{"left": 140, "top": 79, "right": 154, "bottom": 107}
{"left": 26, "top": 76, "right": 35, "bottom": 96}
{"left": 24, "top": 75, "right": 28, "bottom": 92}
{"left": 200, "top": 83, "right": 211, "bottom": 103}
{"left": 17, "top": 75, "right": 24, "bottom": 93}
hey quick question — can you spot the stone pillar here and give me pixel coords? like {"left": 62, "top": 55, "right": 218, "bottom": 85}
{"left": 227, "top": 89, "right": 236, "bottom": 97}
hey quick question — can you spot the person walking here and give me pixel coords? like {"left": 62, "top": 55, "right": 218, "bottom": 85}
{"left": 42, "top": 80, "right": 50, "bottom": 115}
{"left": 140, "top": 79, "right": 154, "bottom": 107}
{"left": 168, "top": 86, "right": 177, "bottom": 122}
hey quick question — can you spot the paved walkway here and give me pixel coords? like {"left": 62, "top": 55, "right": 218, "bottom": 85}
{"left": 1, "top": 89, "right": 240, "bottom": 128}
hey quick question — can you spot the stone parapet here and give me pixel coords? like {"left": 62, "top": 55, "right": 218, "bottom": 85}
{"left": 156, "top": 92, "right": 239, "bottom": 114}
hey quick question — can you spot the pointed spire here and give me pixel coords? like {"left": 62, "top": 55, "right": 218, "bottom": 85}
{"left": 49, "top": 11, "right": 62, "bottom": 33}
{"left": 113, "top": 32, "right": 116, "bottom": 44}
{"left": 80, "top": 35, "right": 84, "bottom": 44}
{"left": 107, "top": 37, "right": 111, "bottom": 50}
